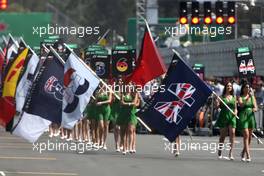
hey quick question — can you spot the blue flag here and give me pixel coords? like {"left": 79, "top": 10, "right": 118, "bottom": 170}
{"left": 137, "top": 54, "right": 212, "bottom": 142}
{"left": 12, "top": 49, "right": 64, "bottom": 142}
{"left": 25, "top": 51, "right": 64, "bottom": 124}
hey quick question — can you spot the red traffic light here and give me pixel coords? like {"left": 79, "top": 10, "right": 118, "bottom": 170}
{"left": 227, "top": 2, "right": 236, "bottom": 24}
{"left": 191, "top": 2, "right": 200, "bottom": 24}
{"left": 191, "top": 17, "right": 199, "bottom": 24}
{"left": 180, "top": 17, "right": 188, "bottom": 24}
{"left": 228, "top": 16, "right": 235, "bottom": 24}
{"left": 204, "top": 1, "right": 212, "bottom": 24}
{"left": 204, "top": 17, "right": 212, "bottom": 24}
{"left": 0, "top": 0, "right": 7, "bottom": 10}
{"left": 216, "top": 16, "right": 224, "bottom": 24}
{"left": 179, "top": 2, "right": 188, "bottom": 24}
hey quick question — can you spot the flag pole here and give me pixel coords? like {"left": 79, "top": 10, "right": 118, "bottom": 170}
{"left": 19, "top": 37, "right": 27, "bottom": 47}
{"left": 213, "top": 92, "right": 263, "bottom": 145}
{"left": 0, "top": 47, "right": 4, "bottom": 56}
{"left": 137, "top": 117, "right": 152, "bottom": 132}
{"left": 2, "top": 35, "right": 8, "bottom": 45}
{"left": 63, "top": 43, "right": 120, "bottom": 100}
{"left": 213, "top": 92, "right": 239, "bottom": 119}
{"left": 49, "top": 46, "right": 65, "bottom": 65}
{"left": 97, "top": 29, "right": 111, "bottom": 44}
{"left": 41, "top": 44, "right": 50, "bottom": 53}
{"left": 29, "top": 46, "right": 37, "bottom": 56}
{"left": 8, "top": 33, "right": 19, "bottom": 48}
{"left": 144, "top": 19, "right": 152, "bottom": 40}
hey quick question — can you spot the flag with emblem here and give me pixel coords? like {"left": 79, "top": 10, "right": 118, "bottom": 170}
{"left": 12, "top": 48, "right": 64, "bottom": 142}
{"left": 136, "top": 53, "right": 212, "bottom": 142}
{"left": 62, "top": 45, "right": 100, "bottom": 129}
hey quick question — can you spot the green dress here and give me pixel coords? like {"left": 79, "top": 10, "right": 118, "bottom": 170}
{"left": 215, "top": 96, "right": 236, "bottom": 128}
{"left": 238, "top": 96, "right": 256, "bottom": 130}
{"left": 84, "top": 100, "right": 96, "bottom": 120}
{"left": 110, "top": 98, "right": 120, "bottom": 124}
{"left": 117, "top": 94, "right": 137, "bottom": 126}
{"left": 96, "top": 93, "right": 111, "bottom": 121}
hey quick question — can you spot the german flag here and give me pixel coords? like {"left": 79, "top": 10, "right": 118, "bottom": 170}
{"left": 0, "top": 48, "right": 29, "bottom": 127}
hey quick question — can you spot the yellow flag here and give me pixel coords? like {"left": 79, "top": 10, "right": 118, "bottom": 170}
{"left": 98, "top": 38, "right": 107, "bottom": 46}
{"left": 2, "top": 48, "right": 29, "bottom": 97}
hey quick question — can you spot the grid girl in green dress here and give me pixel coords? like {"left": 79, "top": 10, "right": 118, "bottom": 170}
{"left": 95, "top": 83, "right": 112, "bottom": 150}
{"left": 215, "top": 82, "right": 237, "bottom": 160}
{"left": 110, "top": 78, "right": 122, "bottom": 152}
{"left": 119, "top": 82, "right": 139, "bottom": 154}
{"left": 238, "top": 83, "right": 258, "bottom": 162}
{"left": 84, "top": 96, "right": 97, "bottom": 145}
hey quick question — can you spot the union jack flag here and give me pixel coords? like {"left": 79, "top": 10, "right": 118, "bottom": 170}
{"left": 168, "top": 83, "right": 196, "bottom": 107}
{"left": 154, "top": 101, "right": 184, "bottom": 124}
{"left": 44, "top": 76, "right": 63, "bottom": 101}
{"left": 136, "top": 55, "right": 212, "bottom": 142}
{"left": 44, "top": 76, "right": 57, "bottom": 92}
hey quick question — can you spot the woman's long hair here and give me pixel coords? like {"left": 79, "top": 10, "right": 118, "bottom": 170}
{"left": 222, "top": 82, "right": 234, "bottom": 96}
{"left": 240, "top": 82, "right": 250, "bottom": 96}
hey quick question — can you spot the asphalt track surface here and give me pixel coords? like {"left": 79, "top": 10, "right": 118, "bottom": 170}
{"left": 0, "top": 129, "right": 263, "bottom": 176}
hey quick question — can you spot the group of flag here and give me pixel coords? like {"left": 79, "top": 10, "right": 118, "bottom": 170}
{"left": 0, "top": 20, "right": 213, "bottom": 144}
{"left": 0, "top": 35, "right": 100, "bottom": 142}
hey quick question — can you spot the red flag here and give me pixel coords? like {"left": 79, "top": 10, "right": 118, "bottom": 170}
{"left": 0, "top": 97, "right": 16, "bottom": 127}
{"left": 126, "top": 22, "right": 166, "bottom": 86}
{"left": 0, "top": 48, "right": 29, "bottom": 127}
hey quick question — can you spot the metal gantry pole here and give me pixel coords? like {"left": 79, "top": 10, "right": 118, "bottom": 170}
{"left": 136, "top": 0, "right": 146, "bottom": 56}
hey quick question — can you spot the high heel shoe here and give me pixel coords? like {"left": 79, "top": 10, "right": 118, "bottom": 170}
{"left": 174, "top": 151, "right": 180, "bottom": 157}
{"left": 229, "top": 153, "right": 234, "bottom": 161}
{"left": 229, "top": 156, "right": 234, "bottom": 161}
{"left": 241, "top": 151, "right": 245, "bottom": 162}
{"left": 246, "top": 157, "right": 251, "bottom": 162}
{"left": 103, "top": 145, "right": 107, "bottom": 150}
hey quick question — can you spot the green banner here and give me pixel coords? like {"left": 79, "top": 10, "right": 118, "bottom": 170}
{"left": 0, "top": 12, "right": 52, "bottom": 47}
